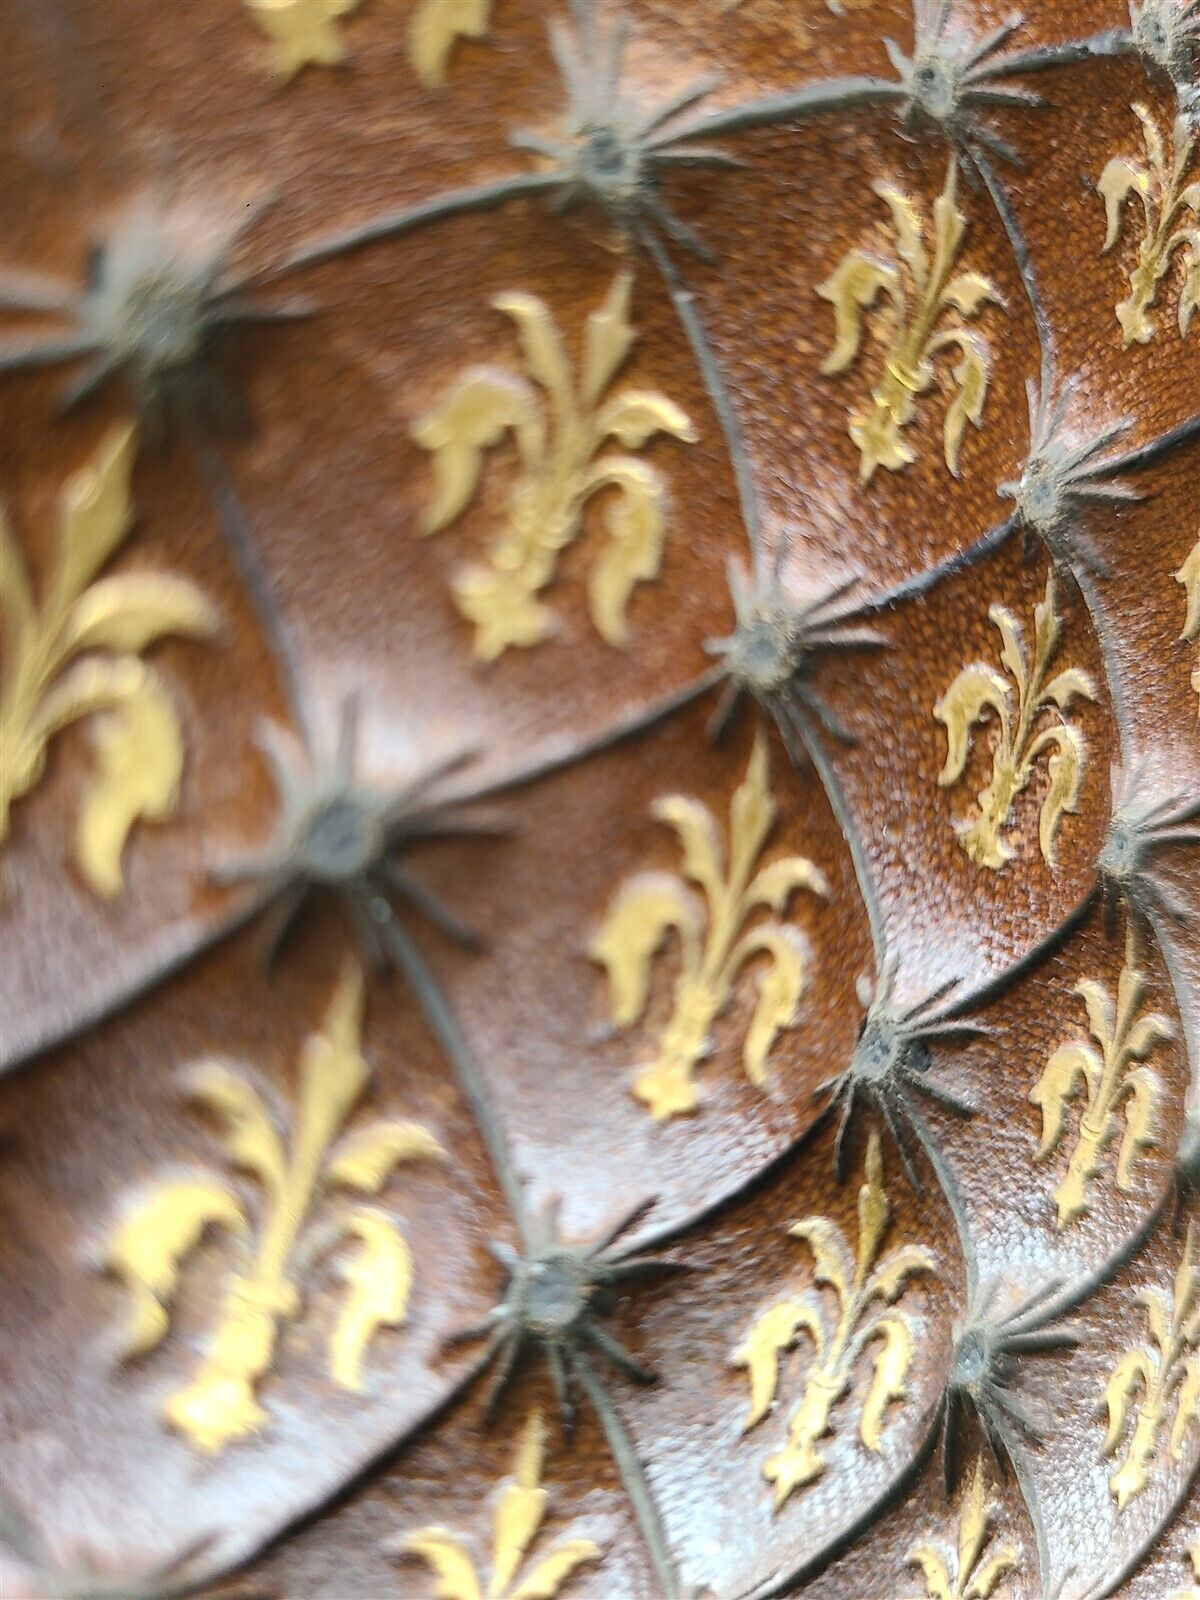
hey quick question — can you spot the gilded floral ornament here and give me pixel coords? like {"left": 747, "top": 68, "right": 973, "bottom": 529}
{"left": 901, "top": 1459, "right": 1017, "bottom": 1600}
{"left": 1103, "top": 1221, "right": 1199, "bottom": 1509}
{"left": 591, "top": 733, "right": 829, "bottom": 1120}
{"left": 0, "top": 426, "right": 217, "bottom": 896}
{"left": 245, "top": 0, "right": 360, "bottom": 78}
{"left": 396, "top": 1410, "right": 601, "bottom": 1599}
{"left": 934, "top": 572, "right": 1097, "bottom": 871}
{"left": 1030, "top": 927, "right": 1174, "bottom": 1227}
{"left": 1099, "top": 103, "right": 1199, "bottom": 345}
{"left": 818, "top": 160, "right": 1003, "bottom": 481}
{"left": 410, "top": 0, "right": 493, "bottom": 88}
{"left": 413, "top": 271, "right": 696, "bottom": 659}
{"left": 732, "top": 1132, "right": 934, "bottom": 1507}
{"left": 1179, "top": 535, "right": 1200, "bottom": 708}
{"left": 103, "top": 965, "right": 446, "bottom": 1451}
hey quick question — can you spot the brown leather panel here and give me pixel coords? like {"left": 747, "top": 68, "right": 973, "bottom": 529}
{"left": 1, "top": 0, "right": 1197, "bottom": 1597}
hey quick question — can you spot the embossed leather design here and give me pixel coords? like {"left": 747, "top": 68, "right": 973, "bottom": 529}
{"left": 0, "top": 2, "right": 1197, "bottom": 1598}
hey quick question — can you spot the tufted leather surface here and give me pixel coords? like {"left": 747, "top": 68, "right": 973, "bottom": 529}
{"left": 1, "top": 1, "right": 1198, "bottom": 1598}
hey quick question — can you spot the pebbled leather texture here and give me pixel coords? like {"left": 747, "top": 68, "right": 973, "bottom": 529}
{"left": 0, "top": 2, "right": 1197, "bottom": 1598}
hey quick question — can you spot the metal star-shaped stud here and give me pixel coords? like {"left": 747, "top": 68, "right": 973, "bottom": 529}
{"left": 510, "top": 0, "right": 733, "bottom": 259}
{"left": 939, "top": 1277, "right": 1080, "bottom": 1492}
{"left": 448, "top": 1194, "right": 687, "bottom": 1599}
{"left": 885, "top": 0, "right": 1044, "bottom": 172}
{"left": 0, "top": 194, "right": 304, "bottom": 438}
{"left": 1130, "top": 0, "right": 1200, "bottom": 111}
{"left": 816, "top": 959, "right": 983, "bottom": 1184}
{"left": 1097, "top": 761, "right": 1199, "bottom": 930}
{"left": 217, "top": 698, "right": 503, "bottom": 967}
{"left": 450, "top": 1197, "right": 675, "bottom": 1426}
{"left": 706, "top": 556, "right": 887, "bottom": 760}
{"left": 999, "top": 380, "right": 1139, "bottom": 578}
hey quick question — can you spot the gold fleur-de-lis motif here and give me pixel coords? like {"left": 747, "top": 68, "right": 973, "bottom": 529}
{"left": 0, "top": 426, "right": 217, "bottom": 897}
{"left": 412, "top": 271, "right": 696, "bottom": 660}
{"left": 1030, "top": 926, "right": 1174, "bottom": 1228}
{"left": 934, "top": 572, "right": 1097, "bottom": 871}
{"left": 817, "top": 160, "right": 1004, "bottom": 482}
{"left": 1170, "top": 1538, "right": 1200, "bottom": 1600}
{"left": 1179, "top": 536, "right": 1200, "bottom": 711}
{"left": 399, "top": 1411, "right": 601, "bottom": 1599}
{"left": 1103, "top": 1221, "right": 1199, "bottom": 1510}
{"left": 901, "top": 1459, "right": 1018, "bottom": 1600}
{"left": 244, "top": 0, "right": 360, "bottom": 78}
{"left": 409, "top": 0, "right": 493, "bottom": 87}
{"left": 731, "top": 1133, "right": 934, "bottom": 1508}
{"left": 1099, "top": 103, "right": 1199, "bottom": 345}
{"left": 590, "top": 734, "right": 829, "bottom": 1121}
{"left": 103, "top": 965, "right": 446, "bottom": 1452}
